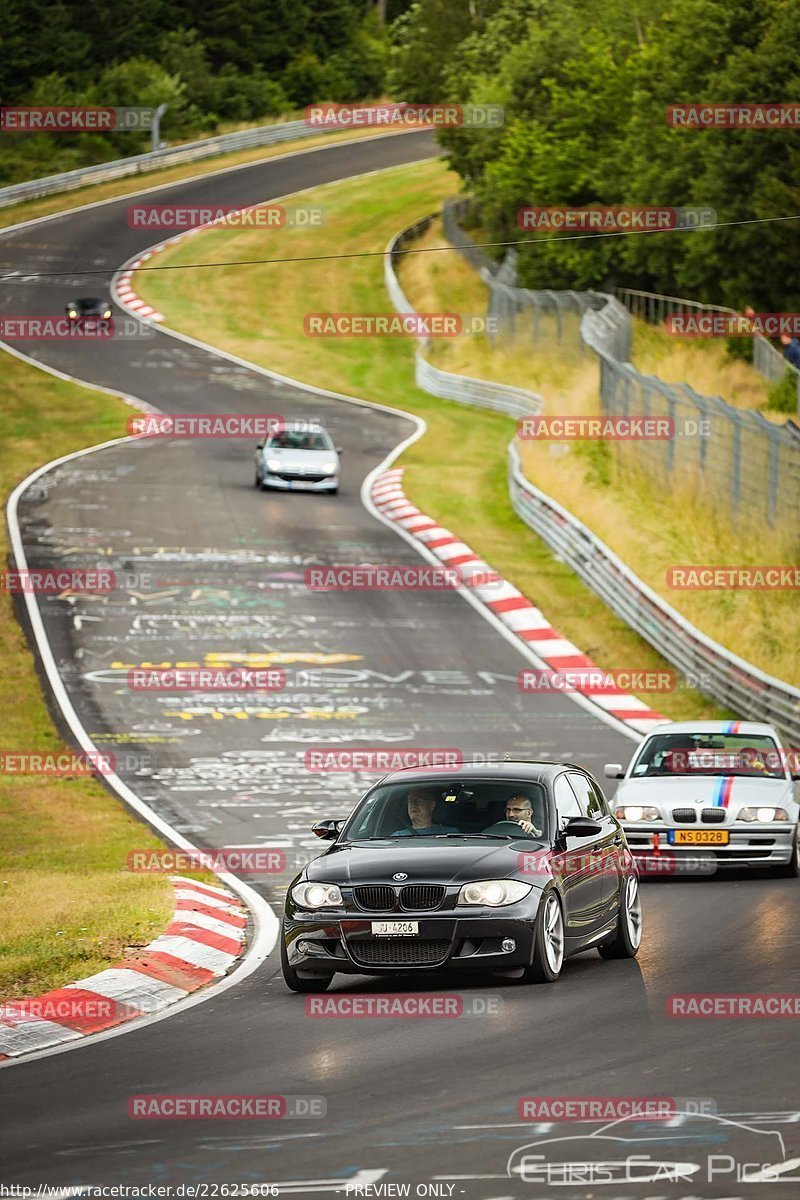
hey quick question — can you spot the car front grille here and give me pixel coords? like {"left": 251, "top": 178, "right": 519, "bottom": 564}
{"left": 399, "top": 885, "right": 444, "bottom": 911}
{"left": 701, "top": 808, "right": 727, "bottom": 823}
{"left": 353, "top": 885, "right": 396, "bottom": 912}
{"left": 348, "top": 939, "right": 451, "bottom": 967}
{"left": 275, "top": 470, "right": 327, "bottom": 483}
{"left": 672, "top": 808, "right": 697, "bottom": 823}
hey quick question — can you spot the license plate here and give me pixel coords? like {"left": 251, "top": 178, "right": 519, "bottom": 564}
{"left": 669, "top": 829, "right": 730, "bottom": 845}
{"left": 371, "top": 920, "right": 418, "bottom": 936}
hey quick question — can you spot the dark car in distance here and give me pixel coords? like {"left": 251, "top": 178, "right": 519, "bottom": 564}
{"left": 65, "top": 296, "right": 112, "bottom": 322}
{"left": 281, "top": 761, "right": 642, "bottom": 991}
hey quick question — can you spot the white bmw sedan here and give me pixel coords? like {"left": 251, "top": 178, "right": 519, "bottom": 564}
{"left": 605, "top": 721, "right": 800, "bottom": 876}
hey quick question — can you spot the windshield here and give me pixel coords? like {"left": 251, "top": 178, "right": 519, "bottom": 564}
{"left": 341, "top": 778, "right": 549, "bottom": 840}
{"left": 268, "top": 430, "right": 331, "bottom": 451}
{"left": 631, "top": 733, "right": 786, "bottom": 780}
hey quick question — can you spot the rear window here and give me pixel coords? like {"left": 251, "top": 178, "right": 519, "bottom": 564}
{"left": 341, "top": 778, "right": 549, "bottom": 841}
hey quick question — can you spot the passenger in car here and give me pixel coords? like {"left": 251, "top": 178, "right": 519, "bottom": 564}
{"left": 391, "top": 787, "right": 459, "bottom": 836}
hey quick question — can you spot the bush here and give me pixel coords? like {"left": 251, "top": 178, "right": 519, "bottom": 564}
{"left": 212, "top": 67, "right": 288, "bottom": 121}
{"left": 766, "top": 369, "right": 799, "bottom": 413}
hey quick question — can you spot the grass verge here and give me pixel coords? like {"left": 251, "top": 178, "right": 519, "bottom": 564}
{"left": 0, "top": 362, "right": 177, "bottom": 998}
{"left": 400, "top": 220, "right": 799, "bottom": 687}
{"left": 137, "top": 159, "right": 728, "bottom": 721}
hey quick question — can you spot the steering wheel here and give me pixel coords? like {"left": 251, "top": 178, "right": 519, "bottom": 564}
{"left": 486, "top": 820, "right": 539, "bottom": 838}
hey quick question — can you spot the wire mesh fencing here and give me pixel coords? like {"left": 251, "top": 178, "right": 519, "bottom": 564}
{"left": 443, "top": 199, "right": 800, "bottom": 533}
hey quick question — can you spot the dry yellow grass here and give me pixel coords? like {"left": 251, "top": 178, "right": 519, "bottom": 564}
{"left": 632, "top": 321, "right": 781, "bottom": 417}
{"left": 398, "top": 220, "right": 799, "bottom": 686}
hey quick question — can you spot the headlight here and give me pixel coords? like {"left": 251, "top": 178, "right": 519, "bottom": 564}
{"left": 457, "top": 879, "right": 532, "bottom": 907}
{"left": 738, "top": 807, "right": 789, "bottom": 823}
{"left": 68, "top": 309, "right": 77, "bottom": 318}
{"left": 614, "top": 806, "right": 660, "bottom": 821}
{"left": 321, "top": 462, "right": 337, "bottom": 476}
{"left": 291, "top": 881, "right": 343, "bottom": 909}
{"left": 103, "top": 309, "right": 112, "bottom": 318}
{"left": 266, "top": 458, "right": 281, "bottom": 472}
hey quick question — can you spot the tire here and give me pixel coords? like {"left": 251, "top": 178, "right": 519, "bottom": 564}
{"left": 598, "top": 873, "right": 642, "bottom": 959}
{"left": 521, "top": 891, "right": 564, "bottom": 983}
{"left": 774, "top": 825, "right": 800, "bottom": 878}
{"left": 280, "top": 931, "right": 333, "bottom": 993}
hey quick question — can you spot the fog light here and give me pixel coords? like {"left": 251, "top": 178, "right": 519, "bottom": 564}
{"left": 297, "top": 940, "right": 312, "bottom": 955}
{"left": 501, "top": 938, "right": 516, "bottom": 953}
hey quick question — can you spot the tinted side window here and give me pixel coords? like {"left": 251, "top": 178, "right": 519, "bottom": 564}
{"left": 567, "top": 772, "right": 603, "bottom": 818}
{"left": 589, "top": 778, "right": 612, "bottom": 817}
{"left": 554, "top": 774, "right": 581, "bottom": 821}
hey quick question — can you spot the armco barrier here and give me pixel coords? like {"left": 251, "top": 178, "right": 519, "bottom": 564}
{"left": 384, "top": 217, "right": 542, "bottom": 420}
{"left": 0, "top": 110, "right": 400, "bottom": 208}
{"left": 508, "top": 442, "right": 800, "bottom": 743}
{"left": 386, "top": 209, "right": 800, "bottom": 741}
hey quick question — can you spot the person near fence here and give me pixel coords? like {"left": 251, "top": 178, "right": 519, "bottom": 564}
{"left": 744, "top": 305, "right": 800, "bottom": 369}
{"left": 780, "top": 333, "right": 800, "bottom": 370}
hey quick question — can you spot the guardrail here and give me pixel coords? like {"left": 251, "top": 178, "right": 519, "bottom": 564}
{"left": 0, "top": 110, "right": 392, "bottom": 209}
{"left": 387, "top": 207, "right": 800, "bottom": 741}
{"left": 384, "top": 216, "right": 542, "bottom": 420}
{"left": 509, "top": 442, "right": 800, "bottom": 743}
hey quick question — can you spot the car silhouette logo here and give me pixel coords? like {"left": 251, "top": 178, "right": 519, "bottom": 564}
{"left": 393, "top": 872, "right": 408, "bottom": 881}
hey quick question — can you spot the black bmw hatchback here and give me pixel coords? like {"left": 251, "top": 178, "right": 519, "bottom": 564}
{"left": 281, "top": 761, "right": 642, "bottom": 991}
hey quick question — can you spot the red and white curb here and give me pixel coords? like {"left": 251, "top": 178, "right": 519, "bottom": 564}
{"left": 371, "top": 468, "right": 666, "bottom": 735}
{"left": 116, "top": 252, "right": 165, "bottom": 322}
{"left": 0, "top": 876, "right": 247, "bottom": 1060}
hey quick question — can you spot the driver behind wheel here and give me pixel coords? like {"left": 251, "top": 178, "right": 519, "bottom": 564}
{"left": 485, "top": 794, "right": 543, "bottom": 837}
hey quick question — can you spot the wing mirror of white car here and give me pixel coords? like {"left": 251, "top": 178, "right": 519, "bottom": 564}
{"left": 792, "top": 771, "right": 800, "bottom": 782}
{"left": 256, "top": 440, "right": 264, "bottom": 450}
{"left": 335, "top": 446, "right": 344, "bottom": 455}
{"left": 604, "top": 763, "right": 625, "bottom": 779}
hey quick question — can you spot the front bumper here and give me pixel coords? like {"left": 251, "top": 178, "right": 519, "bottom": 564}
{"left": 261, "top": 473, "right": 338, "bottom": 492}
{"left": 283, "top": 911, "right": 538, "bottom": 977}
{"left": 624, "top": 823, "right": 795, "bottom": 869}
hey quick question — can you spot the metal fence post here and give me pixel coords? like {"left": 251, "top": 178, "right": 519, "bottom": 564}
{"left": 730, "top": 408, "right": 743, "bottom": 523}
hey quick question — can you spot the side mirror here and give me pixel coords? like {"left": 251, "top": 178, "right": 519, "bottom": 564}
{"left": 335, "top": 446, "right": 344, "bottom": 455}
{"left": 792, "top": 772, "right": 800, "bottom": 782}
{"left": 311, "top": 819, "right": 343, "bottom": 841}
{"left": 562, "top": 816, "right": 603, "bottom": 838}
{"left": 604, "top": 763, "right": 625, "bottom": 779}
{"left": 256, "top": 441, "right": 264, "bottom": 450}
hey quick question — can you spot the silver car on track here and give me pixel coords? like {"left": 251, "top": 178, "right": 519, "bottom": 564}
{"left": 255, "top": 422, "right": 341, "bottom": 493}
{"left": 606, "top": 720, "right": 800, "bottom": 876}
